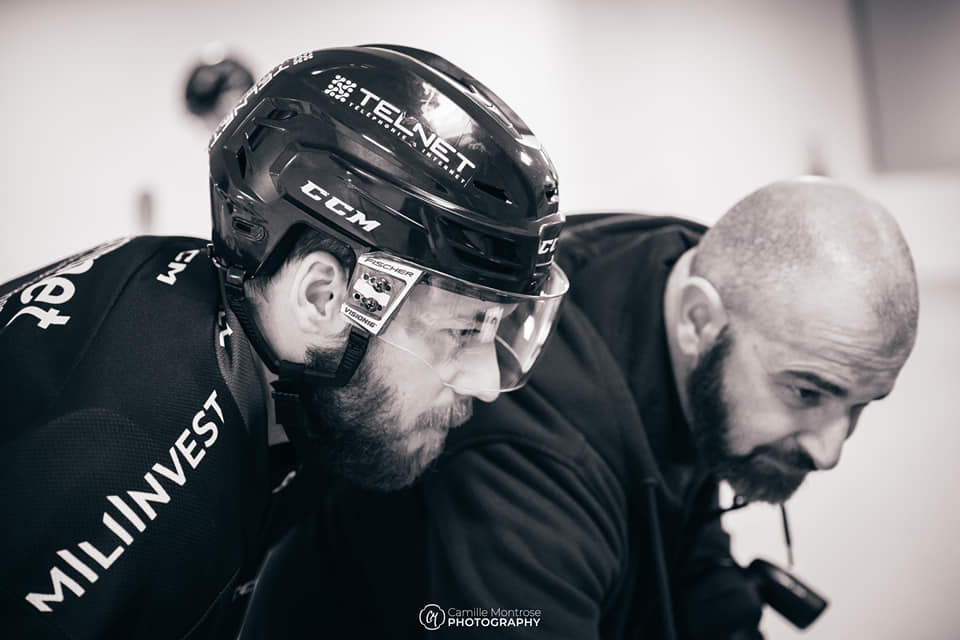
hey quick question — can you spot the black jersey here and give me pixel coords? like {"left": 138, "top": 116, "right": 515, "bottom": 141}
{"left": 0, "top": 237, "right": 273, "bottom": 639}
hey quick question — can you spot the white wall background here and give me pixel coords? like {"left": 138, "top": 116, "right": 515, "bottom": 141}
{"left": 1, "top": 0, "right": 957, "bottom": 637}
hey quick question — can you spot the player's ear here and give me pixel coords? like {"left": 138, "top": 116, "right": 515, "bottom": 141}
{"left": 289, "top": 251, "right": 349, "bottom": 336}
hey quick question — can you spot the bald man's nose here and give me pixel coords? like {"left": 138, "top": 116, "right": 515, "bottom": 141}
{"left": 798, "top": 416, "right": 849, "bottom": 471}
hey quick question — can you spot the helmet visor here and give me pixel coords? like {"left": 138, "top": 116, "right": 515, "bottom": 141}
{"left": 341, "top": 252, "right": 568, "bottom": 395}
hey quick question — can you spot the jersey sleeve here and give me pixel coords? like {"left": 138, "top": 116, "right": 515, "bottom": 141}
{"left": 423, "top": 439, "right": 629, "bottom": 639}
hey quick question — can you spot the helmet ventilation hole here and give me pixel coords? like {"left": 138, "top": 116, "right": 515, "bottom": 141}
{"left": 247, "top": 125, "right": 268, "bottom": 150}
{"left": 236, "top": 146, "right": 248, "bottom": 177}
{"left": 472, "top": 180, "right": 512, "bottom": 204}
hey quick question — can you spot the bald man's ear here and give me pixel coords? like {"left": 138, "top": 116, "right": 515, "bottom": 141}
{"left": 289, "top": 251, "right": 349, "bottom": 336}
{"left": 676, "top": 276, "right": 729, "bottom": 358}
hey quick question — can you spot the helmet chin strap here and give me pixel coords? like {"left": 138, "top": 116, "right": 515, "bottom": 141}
{"left": 212, "top": 249, "right": 370, "bottom": 443}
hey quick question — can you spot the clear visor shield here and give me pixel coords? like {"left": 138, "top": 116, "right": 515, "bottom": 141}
{"left": 341, "top": 252, "right": 569, "bottom": 396}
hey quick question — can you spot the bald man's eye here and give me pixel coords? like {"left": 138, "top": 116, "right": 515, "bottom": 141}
{"left": 785, "top": 385, "right": 822, "bottom": 407}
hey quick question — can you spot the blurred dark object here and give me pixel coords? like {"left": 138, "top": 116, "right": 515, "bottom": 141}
{"left": 745, "top": 558, "right": 828, "bottom": 629}
{"left": 184, "top": 45, "right": 254, "bottom": 131}
{"left": 136, "top": 188, "right": 155, "bottom": 234}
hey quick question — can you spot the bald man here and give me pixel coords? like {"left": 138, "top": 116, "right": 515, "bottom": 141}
{"left": 248, "top": 178, "right": 919, "bottom": 639}
{"left": 670, "top": 178, "right": 917, "bottom": 505}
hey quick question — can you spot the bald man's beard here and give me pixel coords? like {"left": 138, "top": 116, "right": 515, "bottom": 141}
{"left": 687, "top": 327, "right": 815, "bottom": 504}
{"left": 298, "top": 345, "right": 473, "bottom": 492}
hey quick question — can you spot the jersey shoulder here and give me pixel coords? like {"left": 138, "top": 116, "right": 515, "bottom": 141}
{"left": 0, "top": 236, "right": 215, "bottom": 437}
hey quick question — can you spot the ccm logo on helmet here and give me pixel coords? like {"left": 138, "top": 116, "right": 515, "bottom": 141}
{"left": 538, "top": 238, "right": 559, "bottom": 255}
{"left": 300, "top": 181, "right": 381, "bottom": 232}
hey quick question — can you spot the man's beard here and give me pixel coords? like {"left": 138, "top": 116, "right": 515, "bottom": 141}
{"left": 298, "top": 343, "right": 473, "bottom": 492}
{"left": 687, "top": 327, "right": 816, "bottom": 504}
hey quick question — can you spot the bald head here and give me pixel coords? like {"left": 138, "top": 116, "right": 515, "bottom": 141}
{"left": 664, "top": 178, "right": 919, "bottom": 501}
{"left": 692, "top": 177, "right": 918, "bottom": 355}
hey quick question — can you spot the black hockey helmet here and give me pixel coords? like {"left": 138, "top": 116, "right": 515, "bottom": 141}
{"left": 208, "top": 45, "right": 568, "bottom": 395}
{"left": 209, "top": 44, "right": 564, "bottom": 296}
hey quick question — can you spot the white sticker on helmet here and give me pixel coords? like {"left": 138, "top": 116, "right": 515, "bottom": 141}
{"left": 341, "top": 254, "right": 423, "bottom": 334}
{"left": 321, "top": 72, "right": 479, "bottom": 185}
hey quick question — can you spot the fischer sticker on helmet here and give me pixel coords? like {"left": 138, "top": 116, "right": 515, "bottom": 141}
{"left": 321, "top": 73, "right": 479, "bottom": 185}
{"left": 342, "top": 255, "right": 423, "bottom": 334}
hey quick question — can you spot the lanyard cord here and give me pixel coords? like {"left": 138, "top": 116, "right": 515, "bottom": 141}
{"left": 781, "top": 503, "right": 794, "bottom": 569}
{"left": 707, "top": 497, "right": 795, "bottom": 568}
